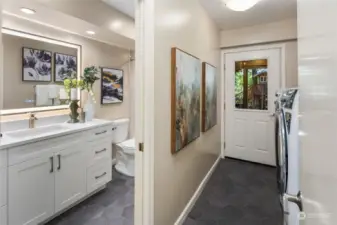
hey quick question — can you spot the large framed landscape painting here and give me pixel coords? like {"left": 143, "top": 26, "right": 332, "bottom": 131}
{"left": 171, "top": 47, "right": 201, "bottom": 154}
{"left": 54, "top": 53, "right": 77, "bottom": 82}
{"left": 22, "top": 47, "right": 52, "bottom": 82}
{"left": 202, "top": 62, "right": 217, "bottom": 132}
{"left": 101, "top": 67, "right": 124, "bottom": 104}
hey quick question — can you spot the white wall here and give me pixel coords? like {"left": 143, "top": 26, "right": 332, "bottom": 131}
{"left": 0, "top": 1, "right": 3, "bottom": 110}
{"left": 220, "top": 18, "right": 297, "bottom": 48}
{"left": 150, "top": 1, "right": 221, "bottom": 225}
{"left": 297, "top": 0, "right": 337, "bottom": 223}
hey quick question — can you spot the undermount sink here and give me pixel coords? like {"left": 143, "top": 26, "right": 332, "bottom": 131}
{"left": 6, "top": 124, "right": 69, "bottom": 138}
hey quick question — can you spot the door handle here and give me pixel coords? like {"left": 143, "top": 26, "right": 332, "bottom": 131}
{"left": 270, "top": 113, "right": 276, "bottom": 117}
{"left": 57, "top": 154, "right": 61, "bottom": 170}
{"left": 283, "top": 191, "right": 303, "bottom": 212}
{"left": 50, "top": 156, "right": 54, "bottom": 173}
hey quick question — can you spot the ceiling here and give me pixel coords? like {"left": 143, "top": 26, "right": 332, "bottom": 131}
{"left": 2, "top": 0, "right": 135, "bottom": 49}
{"left": 102, "top": 0, "right": 135, "bottom": 18}
{"left": 34, "top": 0, "right": 135, "bottom": 39}
{"left": 199, "top": 0, "right": 297, "bottom": 30}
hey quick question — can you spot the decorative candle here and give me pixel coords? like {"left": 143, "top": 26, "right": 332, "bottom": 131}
{"left": 59, "top": 88, "right": 68, "bottom": 100}
{"left": 70, "top": 88, "right": 78, "bottom": 100}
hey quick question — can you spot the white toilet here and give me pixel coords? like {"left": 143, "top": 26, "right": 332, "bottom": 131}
{"left": 111, "top": 118, "right": 135, "bottom": 177}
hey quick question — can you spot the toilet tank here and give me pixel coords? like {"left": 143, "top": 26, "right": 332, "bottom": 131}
{"left": 111, "top": 118, "right": 130, "bottom": 143}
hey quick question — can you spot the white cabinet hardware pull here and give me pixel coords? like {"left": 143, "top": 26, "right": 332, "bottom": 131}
{"left": 95, "top": 172, "right": 107, "bottom": 179}
{"left": 95, "top": 148, "right": 107, "bottom": 154}
{"left": 95, "top": 130, "right": 107, "bottom": 135}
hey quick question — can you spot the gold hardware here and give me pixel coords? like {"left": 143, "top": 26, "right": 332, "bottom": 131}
{"left": 139, "top": 143, "right": 144, "bottom": 152}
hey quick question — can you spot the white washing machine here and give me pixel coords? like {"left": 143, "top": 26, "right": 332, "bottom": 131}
{"left": 275, "top": 89, "right": 300, "bottom": 225}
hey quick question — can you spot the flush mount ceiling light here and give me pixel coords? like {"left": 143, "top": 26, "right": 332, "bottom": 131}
{"left": 20, "top": 7, "right": 36, "bottom": 14}
{"left": 111, "top": 21, "right": 122, "bottom": 29}
{"left": 224, "top": 0, "right": 261, "bottom": 11}
{"left": 86, "top": 30, "right": 95, "bottom": 35}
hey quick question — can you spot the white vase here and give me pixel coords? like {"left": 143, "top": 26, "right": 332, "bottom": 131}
{"left": 84, "top": 91, "right": 95, "bottom": 121}
{"left": 70, "top": 88, "right": 78, "bottom": 100}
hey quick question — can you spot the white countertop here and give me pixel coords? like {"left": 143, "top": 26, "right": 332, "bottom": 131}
{"left": 0, "top": 119, "right": 114, "bottom": 150}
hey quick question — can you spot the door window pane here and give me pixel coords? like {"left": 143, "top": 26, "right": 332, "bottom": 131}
{"left": 235, "top": 59, "right": 268, "bottom": 110}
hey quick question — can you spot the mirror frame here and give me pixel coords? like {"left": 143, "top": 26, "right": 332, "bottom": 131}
{"left": 0, "top": 27, "right": 82, "bottom": 116}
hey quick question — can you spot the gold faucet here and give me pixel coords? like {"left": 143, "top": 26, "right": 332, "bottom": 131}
{"left": 28, "top": 113, "right": 38, "bottom": 129}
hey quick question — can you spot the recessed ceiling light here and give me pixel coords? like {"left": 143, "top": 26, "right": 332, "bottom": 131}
{"left": 86, "top": 30, "right": 95, "bottom": 35}
{"left": 224, "top": 0, "right": 260, "bottom": 11}
{"left": 20, "top": 8, "right": 36, "bottom": 15}
{"left": 111, "top": 21, "right": 122, "bottom": 29}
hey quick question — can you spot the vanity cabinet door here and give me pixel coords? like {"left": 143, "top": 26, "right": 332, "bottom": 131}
{"left": 8, "top": 154, "right": 55, "bottom": 225}
{"left": 54, "top": 146, "right": 87, "bottom": 213}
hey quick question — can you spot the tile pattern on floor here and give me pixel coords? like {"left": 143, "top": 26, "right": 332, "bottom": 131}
{"left": 46, "top": 168, "right": 134, "bottom": 225}
{"left": 183, "top": 158, "right": 283, "bottom": 225}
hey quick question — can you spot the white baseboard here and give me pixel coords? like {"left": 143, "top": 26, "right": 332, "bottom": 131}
{"left": 174, "top": 156, "right": 221, "bottom": 225}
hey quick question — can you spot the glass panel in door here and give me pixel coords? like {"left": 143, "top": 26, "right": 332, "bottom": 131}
{"left": 235, "top": 59, "right": 268, "bottom": 110}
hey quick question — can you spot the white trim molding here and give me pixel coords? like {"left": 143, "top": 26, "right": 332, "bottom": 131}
{"left": 174, "top": 156, "right": 221, "bottom": 225}
{"left": 134, "top": 0, "right": 155, "bottom": 225}
{"left": 220, "top": 43, "right": 286, "bottom": 159}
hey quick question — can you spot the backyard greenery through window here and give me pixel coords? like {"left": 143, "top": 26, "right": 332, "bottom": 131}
{"left": 235, "top": 59, "right": 268, "bottom": 110}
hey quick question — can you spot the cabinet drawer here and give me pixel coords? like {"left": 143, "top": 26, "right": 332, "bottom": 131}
{"left": 8, "top": 133, "right": 83, "bottom": 166}
{"left": 87, "top": 125, "right": 113, "bottom": 141}
{"left": 87, "top": 159, "right": 112, "bottom": 194}
{"left": 88, "top": 140, "right": 112, "bottom": 165}
{"left": 0, "top": 167, "right": 6, "bottom": 207}
{"left": 0, "top": 205, "right": 7, "bottom": 225}
{"left": 0, "top": 151, "right": 7, "bottom": 168}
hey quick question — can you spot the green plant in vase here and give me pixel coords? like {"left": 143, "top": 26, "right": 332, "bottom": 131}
{"left": 81, "top": 66, "right": 100, "bottom": 121}
{"left": 81, "top": 66, "right": 100, "bottom": 103}
{"left": 63, "top": 72, "right": 84, "bottom": 123}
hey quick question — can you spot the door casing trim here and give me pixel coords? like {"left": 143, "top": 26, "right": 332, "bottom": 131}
{"left": 220, "top": 44, "right": 286, "bottom": 159}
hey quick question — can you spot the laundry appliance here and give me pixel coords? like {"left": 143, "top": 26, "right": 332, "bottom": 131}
{"left": 274, "top": 89, "right": 300, "bottom": 225}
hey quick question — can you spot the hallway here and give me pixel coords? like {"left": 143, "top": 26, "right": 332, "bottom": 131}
{"left": 184, "top": 158, "right": 283, "bottom": 225}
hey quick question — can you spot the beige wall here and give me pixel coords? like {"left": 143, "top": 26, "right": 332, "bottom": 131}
{"left": 220, "top": 19, "right": 298, "bottom": 88}
{"left": 2, "top": 16, "right": 135, "bottom": 126}
{"left": 285, "top": 41, "right": 298, "bottom": 87}
{"left": 2, "top": 34, "right": 77, "bottom": 109}
{"left": 220, "top": 18, "right": 297, "bottom": 48}
{"left": 153, "top": 1, "right": 220, "bottom": 224}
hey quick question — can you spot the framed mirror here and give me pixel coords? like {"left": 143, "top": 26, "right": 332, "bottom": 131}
{"left": 0, "top": 28, "right": 81, "bottom": 115}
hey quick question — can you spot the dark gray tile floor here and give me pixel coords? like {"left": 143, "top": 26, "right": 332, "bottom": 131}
{"left": 46, "top": 168, "right": 134, "bottom": 225}
{"left": 183, "top": 158, "right": 283, "bottom": 225}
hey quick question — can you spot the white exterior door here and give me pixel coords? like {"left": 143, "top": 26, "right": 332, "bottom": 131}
{"left": 225, "top": 48, "right": 281, "bottom": 166}
{"left": 8, "top": 155, "right": 55, "bottom": 225}
{"left": 54, "top": 147, "right": 87, "bottom": 213}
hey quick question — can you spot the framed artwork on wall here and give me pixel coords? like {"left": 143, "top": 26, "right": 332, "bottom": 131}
{"left": 171, "top": 47, "right": 201, "bottom": 154}
{"left": 101, "top": 67, "right": 124, "bottom": 105}
{"left": 22, "top": 47, "right": 52, "bottom": 82}
{"left": 54, "top": 53, "right": 77, "bottom": 82}
{"left": 201, "top": 62, "right": 217, "bottom": 132}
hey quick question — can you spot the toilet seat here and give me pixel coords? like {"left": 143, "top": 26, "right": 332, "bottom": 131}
{"left": 116, "top": 138, "right": 135, "bottom": 154}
